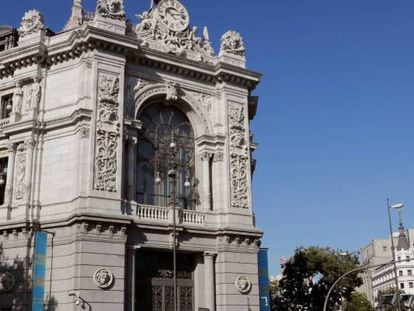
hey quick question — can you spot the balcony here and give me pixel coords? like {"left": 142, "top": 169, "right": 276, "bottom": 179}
{"left": 132, "top": 203, "right": 207, "bottom": 226}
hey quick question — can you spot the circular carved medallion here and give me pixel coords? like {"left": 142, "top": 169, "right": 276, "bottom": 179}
{"left": 93, "top": 268, "right": 114, "bottom": 289}
{"left": 0, "top": 272, "right": 15, "bottom": 292}
{"left": 156, "top": 0, "right": 189, "bottom": 32}
{"left": 235, "top": 274, "right": 251, "bottom": 294}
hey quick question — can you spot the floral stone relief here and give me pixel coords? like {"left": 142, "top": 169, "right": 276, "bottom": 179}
{"left": 94, "top": 73, "right": 120, "bottom": 192}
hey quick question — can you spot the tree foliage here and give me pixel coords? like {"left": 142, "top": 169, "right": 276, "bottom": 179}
{"left": 272, "top": 246, "right": 362, "bottom": 311}
{"left": 343, "top": 292, "right": 374, "bottom": 311}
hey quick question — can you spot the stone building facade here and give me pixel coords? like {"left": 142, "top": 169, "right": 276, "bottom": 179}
{"left": 360, "top": 227, "right": 414, "bottom": 305}
{"left": 0, "top": 0, "right": 262, "bottom": 310}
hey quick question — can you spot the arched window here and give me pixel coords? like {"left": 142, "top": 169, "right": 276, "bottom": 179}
{"left": 136, "top": 103, "right": 196, "bottom": 209}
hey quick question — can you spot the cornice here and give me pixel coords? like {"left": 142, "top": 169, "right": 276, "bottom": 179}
{"left": 1, "top": 24, "right": 261, "bottom": 90}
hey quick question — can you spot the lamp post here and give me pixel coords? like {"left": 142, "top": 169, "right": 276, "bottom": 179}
{"left": 155, "top": 135, "right": 191, "bottom": 311}
{"left": 387, "top": 199, "right": 403, "bottom": 311}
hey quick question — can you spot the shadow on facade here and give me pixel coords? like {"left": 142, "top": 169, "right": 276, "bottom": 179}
{"left": 0, "top": 255, "right": 58, "bottom": 311}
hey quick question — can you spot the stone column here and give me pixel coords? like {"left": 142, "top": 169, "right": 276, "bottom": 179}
{"left": 126, "top": 246, "right": 137, "bottom": 311}
{"left": 204, "top": 252, "right": 216, "bottom": 311}
{"left": 201, "top": 152, "right": 212, "bottom": 211}
{"left": 127, "top": 137, "right": 137, "bottom": 201}
{"left": 4, "top": 143, "right": 16, "bottom": 211}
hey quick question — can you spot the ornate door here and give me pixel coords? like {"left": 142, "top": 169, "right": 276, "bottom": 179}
{"left": 151, "top": 278, "right": 194, "bottom": 311}
{"left": 136, "top": 250, "right": 195, "bottom": 311}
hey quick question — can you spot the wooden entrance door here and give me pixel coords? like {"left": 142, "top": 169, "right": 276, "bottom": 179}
{"left": 135, "top": 250, "right": 195, "bottom": 311}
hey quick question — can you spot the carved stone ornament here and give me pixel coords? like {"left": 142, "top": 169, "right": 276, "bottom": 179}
{"left": 18, "top": 10, "right": 45, "bottom": 38}
{"left": 94, "top": 73, "right": 120, "bottom": 192}
{"left": 229, "top": 103, "right": 249, "bottom": 208}
{"left": 166, "top": 81, "right": 178, "bottom": 101}
{"left": 230, "top": 153, "right": 249, "bottom": 209}
{"left": 97, "top": 0, "right": 126, "bottom": 20}
{"left": 0, "top": 272, "right": 15, "bottom": 292}
{"left": 24, "top": 78, "right": 41, "bottom": 111}
{"left": 13, "top": 83, "right": 24, "bottom": 115}
{"left": 235, "top": 275, "right": 251, "bottom": 294}
{"left": 156, "top": 0, "right": 189, "bottom": 32}
{"left": 220, "top": 30, "right": 246, "bottom": 57}
{"left": 14, "top": 143, "right": 27, "bottom": 200}
{"left": 93, "top": 268, "right": 114, "bottom": 289}
{"left": 135, "top": 0, "right": 214, "bottom": 58}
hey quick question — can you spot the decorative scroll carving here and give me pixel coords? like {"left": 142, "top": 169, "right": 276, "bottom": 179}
{"left": 220, "top": 30, "right": 245, "bottom": 57}
{"left": 135, "top": 0, "right": 214, "bottom": 59}
{"left": 96, "top": 0, "right": 125, "bottom": 20}
{"left": 229, "top": 104, "right": 245, "bottom": 127}
{"left": 14, "top": 143, "right": 27, "bottom": 200}
{"left": 230, "top": 153, "right": 248, "bottom": 209}
{"left": 93, "top": 268, "right": 114, "bottom": 289}
{"left": 0, "top": 272, "right": 15, "bottom": 292}
{"left": 18, "top": 10, "right": 45, "bottom": 38}
{"left": 235, "top": 275, "right": 252, "bottom": 294}
{"left": 229, "top": 103, "right": 249, "bottom": 208}
{"left": 94, "top": 73, "right": 120, "bottom": 192}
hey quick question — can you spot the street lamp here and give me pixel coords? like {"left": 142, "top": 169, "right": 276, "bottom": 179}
{"left": 323, "top": 258, "right": 411, "bottom": 311}
{"left": 155, "top": 135, "right": 191, "bottom": 311}
{"left": 387, "top": 199, "right": 403, "bottom": 311}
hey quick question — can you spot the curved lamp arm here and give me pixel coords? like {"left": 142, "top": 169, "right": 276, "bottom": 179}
{"left": 323, "top": 259, "right": 409, "bottom": 311}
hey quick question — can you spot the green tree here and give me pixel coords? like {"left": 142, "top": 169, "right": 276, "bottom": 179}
{"left": 272, "top": 246, "right": 362, "bottom": 311}
{"left": 343, "top": 292, "right": 374, "bottom": 311}
{"left": 269, "top": 278, "right": 280, "bottom": 311}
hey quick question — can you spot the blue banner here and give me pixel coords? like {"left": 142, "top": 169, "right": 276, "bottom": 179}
{"left": 258, "top": 248, "right": 271, "bottom": 311}
{"left": 32, "top": 231, "right": 47, "bottom": 311}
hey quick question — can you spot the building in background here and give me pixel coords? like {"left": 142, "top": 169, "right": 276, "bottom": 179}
{"left": 360, "top": 225, "right": 414, "bottom": 305}
{"left": 0, "top": 0, "right": 262, "bottom": 310}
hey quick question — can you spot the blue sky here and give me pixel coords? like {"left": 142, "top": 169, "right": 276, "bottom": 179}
{"left": 2, "top": 0, "right": 414, "bottom": 276}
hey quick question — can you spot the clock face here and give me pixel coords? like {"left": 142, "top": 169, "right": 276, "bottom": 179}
{"left": 156, "top": 0, "right": 189, "bottom": 32}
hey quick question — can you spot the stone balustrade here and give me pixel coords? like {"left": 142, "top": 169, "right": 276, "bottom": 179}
{"left": 135, "top": 204, "right": 206, "bottom": 225}
{"left": 182, "top": 209, "right": 206, "bottom": 225}
{"left": 0, "top": 118, "right": 10, "bottom": 127}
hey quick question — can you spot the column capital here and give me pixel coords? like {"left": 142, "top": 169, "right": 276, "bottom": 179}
{"left": 200, "top": 151, "right": 213, "bottom": 161}
{"left": 203, "top": 251, "right": 217, "bottom": 258}
{"left": 24, "top": 137, "right": 37, "bottom": 148}
{"left": 213, "top": 152, "right": 224, "bottom": 162}
{"left": 7, "top": 142, "right": 16, "bottom": 153}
